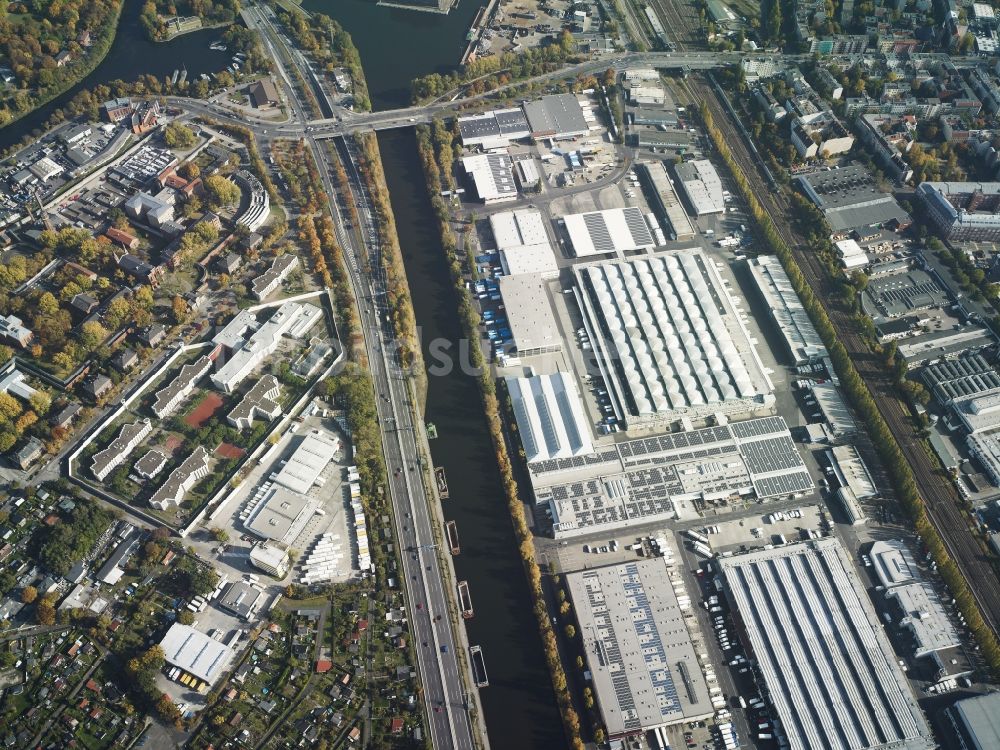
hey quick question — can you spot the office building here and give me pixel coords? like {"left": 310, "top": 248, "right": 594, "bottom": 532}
{"left": 917, "top": 181, "right": 1000, "bottom": 241}
{"left": 249, "top": 541, "right": 290, "bottom": 578}
{"left": 219, "top": 581, "right": 265, "bottom": 620}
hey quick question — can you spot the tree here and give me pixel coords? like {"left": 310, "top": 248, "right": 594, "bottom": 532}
{"left": 21, "top": 585, "right": 37, "bottom": 604}
{"left": 187, "top": 564, "right": 219, "bottom": 597}
{"left": 29, "top": 391, "right": 51, "bottom": 416}
{"left": 104, "top": 296, "right": 132, "bottom": 330}
{"left": 37, "top": 292, "right": 60, "bottom": 317}
{"left": 155, "top": 694, "right": 181, "bottom": 722}
{"left": 144, "top": 541, "right": 163, "bottom": 562}
{"left": 178, "top": 161, "right": 200, "bottom": 180}
{"left": 204, "top": 174, "right": 240, "bottom": 207}
{"left": 177, "top": 610, "right": 194, "bottom": 625}
{"left": 0, "top": 393, "right": 21, "bottom": 421}
{"left": 194, "top": 221, "right": 219, "bottom": 244}
{"left": 79, "top": 320, "right": 108, "bottom": 351}
{"left": 209, "top": 527, "right": 229, "bottom": 543}
{"left": 163, "top": 122, "right": 197, "bottom": 149}
{"left": 36, "top": 596, "right": 56, "bottom": 625}
{"left": 171, "top": 295, "right": 189, "bottom": 324}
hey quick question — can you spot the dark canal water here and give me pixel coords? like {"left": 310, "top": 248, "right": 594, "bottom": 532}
{"left": 302, "top": 0, "right": 484, "bottom": 109}
{"left": 378, "top": 127, "right": 567, "bottom": 750}
{"left": 0, "top": 0, "right": 232, "bottom": 153}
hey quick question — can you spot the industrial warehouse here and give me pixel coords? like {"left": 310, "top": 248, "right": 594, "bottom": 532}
{"left": 567, "top": 559, "right": 713, "bottom": 739}
{"left": 533, "top": 416, "right": 813, "bottom": 537}
{"left": 562, "top": 206, "right": 657, "bottom": 256}
{"left": 506, "top": 372, "right": 593, "bottom": 463}
{"left": 488, "top": 209, "right": 559, "bottom": 277}
{"left": 717, "top": 539, "right": 935, "bottom": 750}
{"left": 573, "top": 248, "right": 774, "bottom": 428}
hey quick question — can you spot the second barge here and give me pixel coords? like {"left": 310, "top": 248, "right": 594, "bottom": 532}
{"left": 470, "top": 645, "right": 489, "bottom": 688}
{"left": 446, "top": 520, "right": 460, "bottom": 555}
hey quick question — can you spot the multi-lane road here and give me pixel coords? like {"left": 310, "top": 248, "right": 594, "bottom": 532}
{"left": 242, "top": 4, "right": 483, "bottom": 749}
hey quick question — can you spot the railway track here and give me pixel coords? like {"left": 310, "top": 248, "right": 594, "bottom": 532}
{"left": 644, "top": 0, "right": 699, "bottom": 51}
{"left": 679, "top": 75, "right": 1000, "bottom": 638}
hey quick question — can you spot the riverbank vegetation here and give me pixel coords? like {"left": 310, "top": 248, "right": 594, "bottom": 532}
{"left": 276, "top": 8, "right": 371, "bottom": 112}
{"left": 414, "top": 121, "right": 587, "bottom": 749}
{"left": 700, "top": 101, "right": 1000, "bottom": 671}
{"left": 354, "top": 132, "right": 427, "bottom": 406}
{"left": 410, "top": 30, "right": 580, "bottom": 103}
{"left": 0, "top": 0, "right": 123, "bottom": 128}
{"left": 138, "top": 0, "right": 240, "bottom": 41}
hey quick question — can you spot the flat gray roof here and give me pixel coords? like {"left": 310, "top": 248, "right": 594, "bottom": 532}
{"left": 719, "top": 539, "right": 934, "bottom": 750}
{"left": 951, "top": 692, "right": 1000, "bottom": 750}
{"left": 567, "top": 559, "right": 712, "bottom": 736}
{"left": 496, "top": 274, "right": 561, "bottom": 355}
{"left": 246, "top": 484, "right": 314, "bottom": 544}
{"left": 523, "top": 94, "right": 589, "bottom": 137}
{"left": 798, "top": 166, "right": 911, "bottom": 231}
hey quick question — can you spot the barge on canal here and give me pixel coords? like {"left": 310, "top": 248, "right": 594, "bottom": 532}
{"left": 435, "top": 466, "right": 449, "bottom": 499}
{"left": 446, "top": 520, "right": 460, "bottom": 555}
{"left": 470, "top": 645, "right": 489, "bottom": 688}
{"left": 457, "top": 580, "right": 473, "bottom": 619}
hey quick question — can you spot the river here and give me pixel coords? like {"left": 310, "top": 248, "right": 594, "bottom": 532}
{"left": 301, "top": 0, "right": 484, "bottom": 109}
{"left": 0, "top": 0, "right": 232, "bottom": 153}
{"left": 378, "top": 128, "right": 566, "bottom": 750}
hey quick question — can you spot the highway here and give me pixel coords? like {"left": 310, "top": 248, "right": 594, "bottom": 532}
{"left": 242, "top": 4, "right": 482, "bottom": 749}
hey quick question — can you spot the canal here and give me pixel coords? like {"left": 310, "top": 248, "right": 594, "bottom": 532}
{"left": 0, "top": 0, "right": 232, "bottom": 153}
{"left": 377, "top": 127, "right": 566, "bottom": 750}
{"left": 301, "top": 0, "right": 484, "bottom": 109}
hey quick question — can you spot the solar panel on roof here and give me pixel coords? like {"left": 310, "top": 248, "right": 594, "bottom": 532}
{"left": 583, "top": 213, "right": 615, "bottom": 254}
